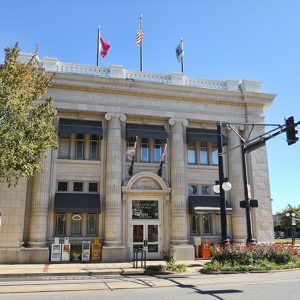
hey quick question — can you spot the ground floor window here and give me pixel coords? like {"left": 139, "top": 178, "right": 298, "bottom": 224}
{"left": 55, "top": 214, "right": 66, "bottom": 235}
{"left": 71, "top": 214, "right": 82, "bottom": 234}
{"left": 87, "top": 214, "right": 97, "bottom": 235}
{"left": 203, "top": 214, "right": 212, "bottom": 234}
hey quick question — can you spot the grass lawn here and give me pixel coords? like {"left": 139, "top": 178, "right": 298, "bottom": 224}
{"left": 274, "top": 238, "right": 300, "bottom": 244}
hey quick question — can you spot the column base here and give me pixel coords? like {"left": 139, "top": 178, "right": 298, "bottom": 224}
{"left": 171, "top": 244, "right": 195, "bottom": 260}
{"left": 102, "top": 245, "right": 126, "bottom": 262}
{"left": 28, "top": 241, "right": 48, "bottom": 248}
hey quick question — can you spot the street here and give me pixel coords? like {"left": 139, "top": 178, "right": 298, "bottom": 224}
{"left": 0, "top": 270, "right": 299, "bottom": 299}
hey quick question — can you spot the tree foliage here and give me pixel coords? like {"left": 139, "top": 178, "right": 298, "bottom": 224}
{"left": 0, "top": 44, "right": 57, "bottom": 186}
{"left": 278, "top": 204, "right": 300, "bottom": 232}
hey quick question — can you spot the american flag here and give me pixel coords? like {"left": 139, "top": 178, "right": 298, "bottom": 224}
{"left": 136, "top": 30, "right": 144, "bottom": 46}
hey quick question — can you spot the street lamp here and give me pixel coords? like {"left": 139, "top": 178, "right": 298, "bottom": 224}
{"left": 216, "top": 121, "right": 232, "bottom": 244}
{"left": 285, "top": 212, "right": 296, "bottom": 245}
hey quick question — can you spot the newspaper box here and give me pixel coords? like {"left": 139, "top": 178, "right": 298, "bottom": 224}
{"left": 61, "top": 237, "right": 70, "bottom": 261}
{"left": 91, "top": 237, "right": 102, "bottom": 261}
{"left": 82, "top": 241, "right": 91, "bottom": 261}
{"left": 200, "top": 240, "right": 211, "bottom": 259}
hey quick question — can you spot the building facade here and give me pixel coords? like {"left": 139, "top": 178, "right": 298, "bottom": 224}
{"left": 0, "top": 53, "right": 276, "bottom": 263}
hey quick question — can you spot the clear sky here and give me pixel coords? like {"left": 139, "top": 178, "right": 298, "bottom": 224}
{"left": 1, "top": 0, "right": 299, "bottom": 214}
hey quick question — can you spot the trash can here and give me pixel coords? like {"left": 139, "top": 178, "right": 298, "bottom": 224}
{"left": 200, "top": 240, "right": 211, "bottom": 258}
{"left": 193, "top": 236, "right": 202, "bottom": 258}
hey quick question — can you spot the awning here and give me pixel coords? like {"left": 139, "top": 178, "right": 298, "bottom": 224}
{"left": 186, "top": 128, "right": 228, "bottom": 145}
{"left": 188, "top": 196, "right": 232, "bottom": 214}
{"left": 59, "top": 119, "right": 103, "bottom": 136}
{"left": 54, "top": 193, "right": 101, "bottom": 213}
{"left": 126, "top": 124, "right": 168, "bottom": 139}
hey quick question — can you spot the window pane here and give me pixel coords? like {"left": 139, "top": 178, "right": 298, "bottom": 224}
{"left": 88, "top": 182, "right": 98, "bottom": 192}
{"left": 153, "top": 139, "right": 163, "bottom": 162}
{"left": 200, "top": 143, "right": 208, "bottom": 165}
{"left": 202, "top": 185, "right": 211, "bottom": 195}
{"left": 71, "top": 214, "right": 82, "bottom": 234}
{"left": 140, "top": 138, "right": 149, "bottom": 162}
{"left": 191, "top": 215, "right": 197, "bottom": 234}
{"left": 74, "top": 182, "right": 83, "bottom": 192}
{"left": 203, "top": 214, "right": 211, "bottom": 233}
{"left": 211, "top": 147, "right": 218, "bottom": 165}
{"left": 89, "top": 140, "right": 99, "bottom": 160}
{"left": 87, "top": 214, "right": 96, "bottom": 235}
{"left": 188, "top": 185, "right": 198, "bottom": 195}
{"left": 75, "top": 140, "right": 84, "bottom": 159}
{"left": 187, "top": 145, "right": 196, "bottom": 164}
{"left": 59, "top": 137, "right": 70, "bottom": 159}
{"left": 58, "top": 182, "right": 68, "bottom": 192}
{"left": 55, "top": 214, "right": 66, "bottom": 235}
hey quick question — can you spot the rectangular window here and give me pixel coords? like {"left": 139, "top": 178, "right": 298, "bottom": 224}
{"left": 88, "top": 182, "right": 98, "bottom": 192}
{"left": 75, "top": 133, "right": 84, "bottom": 160}
{"left": 215, "top": 214, "right": 221, "bottom": 234}
{"left": 188, "top": 184, "right": 198, "bottom": 195}
{"left": 73, "top": 182, "right": 83, "bottom": 192}
{"left": 211, "top": 146, "right": 218, "bottom": 165}
{"left": 199, "top": 142, "right": 208, "bottom": 165}
{"left": 55, "top": 214, "right": 66, "bottom": 235}
{"left": 187, "top": 144, "right": 196, "bottom": 164}
{"left": 140, "top": 138, "right": 149, "bottom": 162}
{"left": 153, "top": 139, "right": 163, "bottom": 162}
{"left": 87, "top": 214, "right": 97, "bottom": 235}
{"left": 191, "top": 215, "right": 197, "bottom": 234}
{"left": 202, "top": 185, "right": 211, "bottom": 195}
{"left": 71, "top": 214, "right": 82, "bottom": 234}
{"left": 59, "top": 133, "right": 70, "bottom": 159}
{"left": 89, "top": 135, "right": 99, "bottom": 160}
{"left": 57, "top": 181, "right": 68, "bottom": 192}
{"left": 203, "top": 214, "right": 211, "bottom": 233}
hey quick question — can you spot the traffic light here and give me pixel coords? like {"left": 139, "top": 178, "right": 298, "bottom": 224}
{"left": 285, "top": 116, "right": 299, "bottom": 145}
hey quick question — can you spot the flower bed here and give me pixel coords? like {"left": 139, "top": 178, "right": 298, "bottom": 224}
{"left": 202, "top": 243, "right": 300, "bottom": 272}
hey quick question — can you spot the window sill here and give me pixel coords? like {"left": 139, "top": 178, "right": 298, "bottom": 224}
{"left": 57, "top": 159, "right": 102, "bottom": 165}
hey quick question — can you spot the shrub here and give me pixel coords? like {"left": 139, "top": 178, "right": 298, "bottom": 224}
{"left": 210, "top": 243, "right": 300, "bottom": 266}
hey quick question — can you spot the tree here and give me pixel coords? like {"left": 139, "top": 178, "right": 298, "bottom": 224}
{"left": 0, "top": 44, "right": 57, "bottom": 186}
{"left": 277, "top": 204, "right": 300, "bottom": 235}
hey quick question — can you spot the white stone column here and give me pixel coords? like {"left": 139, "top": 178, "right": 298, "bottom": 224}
{"left": 168, "top": 118, "right": 189, "bottom": 244}
{"left": 227, "top": 127, "right": 247, "bottom": 242}
{"left": 28, "top": 148, "right": 52, "bottom": 248}
{"left": 104, "top": 113, "right": 126, "bottom": 245}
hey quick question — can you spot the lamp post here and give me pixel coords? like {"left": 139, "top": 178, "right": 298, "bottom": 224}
{"left": 285, "top": 212, "right": 296, "bottom": 245}
{"left": 214, "top": 121, "right": 232, "bottom": 244}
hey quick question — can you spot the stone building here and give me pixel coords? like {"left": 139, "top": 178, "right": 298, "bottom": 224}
{"left": 0, "top": 53, "right": 275, "bottom": 263}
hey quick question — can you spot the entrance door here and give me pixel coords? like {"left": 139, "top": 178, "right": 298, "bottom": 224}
{"left": 132, "top": 223, "right": 160, "bottom": 259}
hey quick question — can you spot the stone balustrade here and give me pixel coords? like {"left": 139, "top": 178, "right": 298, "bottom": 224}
{"left": 17, "top": 52, "right": 263, "bottom": 92}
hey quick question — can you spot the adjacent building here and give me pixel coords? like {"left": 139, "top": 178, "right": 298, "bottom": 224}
{"left": 0, "top": 53, "right": 276, "bottom": 263}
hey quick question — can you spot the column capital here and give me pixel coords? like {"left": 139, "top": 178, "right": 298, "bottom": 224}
{"left": 105, "top": 113, "right": 127, "bottom": 122}
{"left": 168, "top": 118, "right": 188, "bottom": 127}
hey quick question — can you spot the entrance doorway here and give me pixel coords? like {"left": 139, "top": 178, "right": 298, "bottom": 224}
{"left": 129, "top": 199, "right": 162, "bottom": 259}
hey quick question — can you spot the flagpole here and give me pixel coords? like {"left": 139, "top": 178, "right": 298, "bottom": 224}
{"left": 97, "top": 26, "right": 100, "bottom": 66}
{"left": 139, "top": 15, "right": 143, "bottom": 72}
{"left": 181, "top": 38, "right": 184, "bottom": 73}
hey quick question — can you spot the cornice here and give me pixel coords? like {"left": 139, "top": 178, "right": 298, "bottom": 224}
{"left": 52, "top": 82, "right": 266, "bottom": 108}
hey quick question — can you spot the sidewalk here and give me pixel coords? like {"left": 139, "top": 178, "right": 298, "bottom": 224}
{"left": 0, "top": 259, "right": 209, "bottom": 278}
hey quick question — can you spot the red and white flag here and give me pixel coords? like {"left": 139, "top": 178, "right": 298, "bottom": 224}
{"left": 99, "top": 37, "right": 110, "bottom": 57}
{"left": 136, "top": 29, "right": 144, "bottom": 47}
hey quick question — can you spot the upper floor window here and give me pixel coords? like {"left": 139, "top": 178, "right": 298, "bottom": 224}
{"left": 199, "top": 142, "right": 208, "bottom": 165}
{"left": 188, "top": 184, "right": 198, "bottom": 195}
{"left": 140, "top": 138, "right": 150, "bottom": 162}
{"left": 88, "top": 182, "right": 98, "bottom": 192}
{"left": 59, "top": 133, "right": 70, "bottom": 159}
{"left": 187, "top": 144, "right": 196, "bottom": 164}
{"left": 126, "top": 124, "right": 168, "bottom": 164}
{"left": 73, "top": 182, "right": 83, "bottom": 192}
{"left": 202, "top": 185, "right": 212, "bottom": 195}
{"left": 57, "top": 181, "right": 68, "bottom": 192}
{"left": 211, "top": 146, "right": 218, "bottom": 165}
{"left": 89, "top": 135, "right": 100, "bottom": 160}
{"left": 58, "top": 119, "right": 102, "bottom": 161}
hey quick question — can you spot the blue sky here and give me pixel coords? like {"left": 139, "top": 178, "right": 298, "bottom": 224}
{"left": 1, "top": 0, "right": 299, "bottom": 214}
